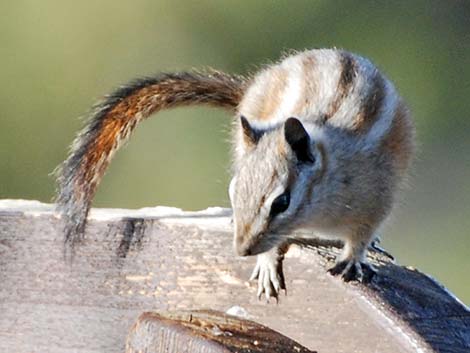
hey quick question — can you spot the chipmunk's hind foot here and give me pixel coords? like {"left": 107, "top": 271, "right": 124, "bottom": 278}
{"left": 328, "top": 259, "right": 377, "bottom": 283}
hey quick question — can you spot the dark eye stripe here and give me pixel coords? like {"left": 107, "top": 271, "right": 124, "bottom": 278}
{"left": 270, "top": 191, "right": 290, "bottom": 218}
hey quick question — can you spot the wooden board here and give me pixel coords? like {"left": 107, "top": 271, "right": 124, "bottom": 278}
{"left": 0, "top": 200, "right": 469, "bottom": 353}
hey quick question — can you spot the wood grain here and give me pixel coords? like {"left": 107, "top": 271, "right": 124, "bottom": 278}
{"left": 0, "top": 200, "right": 469, "bottom": 353}
{"left": 126, "top": 310, "right": 316, "bottom": 353}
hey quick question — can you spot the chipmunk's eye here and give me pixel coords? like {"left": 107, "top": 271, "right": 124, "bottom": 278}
{"left": 269, "top": 191, "right": 290, "bottom": 218}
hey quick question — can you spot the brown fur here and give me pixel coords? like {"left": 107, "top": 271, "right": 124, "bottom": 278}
{"left": 292, "top": 57, "right": 311, "bottom": 117}
{"left": 381, "top": 101, "right": 415, "bottom": 175}
{"left": 58, "top": 49, "right": 414, "bottom": 293}
{"left": 326, "top": 51, "right": 358, "bottom": 120}
{"left": 57, "top": 71, "right": 246, "bottom": 247}
{"left": 258, "top": 67, "right": 288, "bottom": 120}
{"left": 82, "top": 74, "right": 246, "bottom": 189}
{"left": 352, "top": 70, "right": 386, "bottom": 131}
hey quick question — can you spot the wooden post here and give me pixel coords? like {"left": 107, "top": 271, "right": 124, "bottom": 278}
{"left": 0, "top": 199, "right": 469, "bottom": 353}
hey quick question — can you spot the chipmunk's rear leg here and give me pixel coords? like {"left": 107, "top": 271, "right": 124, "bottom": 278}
{"left": 328, "top": 232, "right": 377, "bottom": 283}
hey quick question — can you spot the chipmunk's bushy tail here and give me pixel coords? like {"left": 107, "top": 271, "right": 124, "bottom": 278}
{"left": 55, "top": 71, "right": 246, "bottom": 249}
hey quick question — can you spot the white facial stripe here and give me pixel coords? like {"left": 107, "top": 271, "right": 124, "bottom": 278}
{"left": 264, "top": 184, "right": 287, "bottom": 211}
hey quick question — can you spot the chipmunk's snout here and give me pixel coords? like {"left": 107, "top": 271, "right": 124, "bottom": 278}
{"left": 236, "top": 243, "right": 252, "bottom": 256}
{"left": 235, "top": 232, "right": 272, "bottom": 257}
{"left": 234, "top": 234, "right": 257, "bottom": 257}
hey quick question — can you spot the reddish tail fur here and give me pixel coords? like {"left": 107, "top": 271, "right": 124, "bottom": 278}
{"left": 55, "top": 71, "right": 246, "bottom": 249}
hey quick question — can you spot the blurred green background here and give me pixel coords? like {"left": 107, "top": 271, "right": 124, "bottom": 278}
{"left": 1, "top": 1, "right": 469, "bottom": 303}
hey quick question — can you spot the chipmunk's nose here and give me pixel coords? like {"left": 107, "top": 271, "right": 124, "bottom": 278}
{"left": 235, "top": 240, "right": 252, "bottom": 256}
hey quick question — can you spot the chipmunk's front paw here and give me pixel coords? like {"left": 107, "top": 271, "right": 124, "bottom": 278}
{"left": 249, "top": 250, "right": 286, "bottom": 302}
{"left": 328, "top": 259, "right": 377, "bottom": 283}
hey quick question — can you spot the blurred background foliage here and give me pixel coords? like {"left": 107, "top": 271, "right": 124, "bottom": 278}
{"left": 1, "top": 0, "right": 469, "bottom": 303}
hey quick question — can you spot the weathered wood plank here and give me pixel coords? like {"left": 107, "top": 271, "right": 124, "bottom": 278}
{"left": 125, "top": 310, "right": 316, "bottom": 353}
{"left": 0, "top": 199, "right": 469, "bottom": 353}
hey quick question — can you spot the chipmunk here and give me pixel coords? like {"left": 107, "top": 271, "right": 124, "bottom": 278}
{"left": 56, "top": 49, "right": 414, "bottom": 300}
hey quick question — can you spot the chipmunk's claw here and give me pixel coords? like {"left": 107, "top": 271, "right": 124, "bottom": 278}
{"left": 328, "top": 259, "right": 377, "bottom": 283}
{"left": 250, "top": 250, "right": 286, "bottom": 302}
{"left": 368, "top": 240, "right": 395, "bottom": 261}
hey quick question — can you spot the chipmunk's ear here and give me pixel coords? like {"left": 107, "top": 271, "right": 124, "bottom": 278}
{"left": 241, "top": 116, "right": 263, "bottom": 146}
{"left": 284, "top": 117, "right": 315, "bottom": 163}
